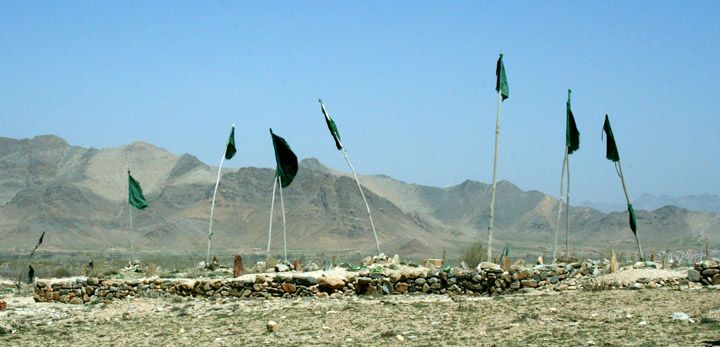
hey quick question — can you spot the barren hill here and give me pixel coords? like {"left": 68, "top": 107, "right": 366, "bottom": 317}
{"left": 0, "top": 135, "right": 717, "bottom": 258}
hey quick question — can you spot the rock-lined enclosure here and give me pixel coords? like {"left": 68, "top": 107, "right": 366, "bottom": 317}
{"left": 687, "top": 260, "right": 720, "bottom": 285}
{"left": 33, "top": 260, "right": 696, "bottom": 304}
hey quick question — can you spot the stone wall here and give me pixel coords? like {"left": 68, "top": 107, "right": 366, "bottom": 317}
{"left": 688, "top": 260, "right": 720, "bottom": 285}
{"left": 33, "top": 261, "right": 615, "bottom": 304}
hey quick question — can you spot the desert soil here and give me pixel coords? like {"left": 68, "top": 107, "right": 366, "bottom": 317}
{"left": 2, "top": 285, "right": 719, "bottom": 346}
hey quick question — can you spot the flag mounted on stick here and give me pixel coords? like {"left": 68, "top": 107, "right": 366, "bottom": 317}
{"left": 496, "top": 54, "right": 509, "bottom": 101}
{"left": 266, "top": 129, "right": 298, "bottom": 262}
{"left": 487, "top": 51, "right": 509, "bottom": 262}
{"left": 17, "top": 231, "right": 46, "bottom": 284}
{"left": 553, "top": 89, "right": 581, "bottom": 262}
{"left": 320, "top": 99, "right": 343, "bottom": 150}
{"left": 271, "top": 129, "right": 298, "bottom": 188}
{"left": 206, "top": 124, "right": 237, "bottom": 265}
{"left": 128, "top": 171, "right": 148, "bottom": 262}
{"left": 128, "top": 171, "right": 148, "bottom": 210}
{"left": 225, "top": 126, "right": 237, "bottom": 160}
{"left": 318, "top": 99, "right": 381, "bottom": 256}
{"left": 602, "top": 114, "right": 644, "bottom": 261}
{"left": 29, "top": 231, "right": 45, "bottom": 259}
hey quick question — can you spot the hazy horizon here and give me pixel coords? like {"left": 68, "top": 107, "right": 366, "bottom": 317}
{"left": 2, "top": 2, "right": 718, "bottom": 205}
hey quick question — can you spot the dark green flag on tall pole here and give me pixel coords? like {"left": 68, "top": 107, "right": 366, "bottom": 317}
{"left": 602, "top": 114, "right": 643, "bottom": 260}
{"left": 225, "top": 126, "right": 237, "bottom": 160}
{"left": 553, "top": 89, "right": 581, "bottom": 262}
{"left": 317, "top": 99, "right": 381, "bottom": 255}
{"left": 566, "top": 90, "right": 580, "bottom": 154}
{"left": 266, "top": 129, "right": 298, "bottom": 261}
{"left": 320, "top": 99, "right": 343, "bottom": 150}
{"left": 128, "top": 172, "right": 148, "bottom": 210}
{"left": 270, "top": 129, "right": 298, "bottom": 187}
{"left": 488, "top": 51, "right": 509, "bottom": 262}
{"left": 207, "top": 124, "right": 237, "bottom": 265}
{"left": 496, "top": 53, "right": 509, "bottom": 101}
{"left": 603, "top": 115, "right": 620, "bottom": 162}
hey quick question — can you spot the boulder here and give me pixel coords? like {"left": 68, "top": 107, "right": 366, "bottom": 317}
{"left": 520, "top": 279, "right": 538, "bottom": 288}
{"left": 0, "top": 300, "right": 6, "bottom": 310}
{"left": 688, "top": 269, "right": 702, "bottom": 282}
{"left": 318, "top": 276, "right": 345, "bottom": 290}
{"left": 394, "top": 282, "right": 410, "bottom": 294}
{"left": 281, "top": 283, "right": 296, "bottom": 294}
{"left": 702, "top": 269, "right": 719, "bottom": 277}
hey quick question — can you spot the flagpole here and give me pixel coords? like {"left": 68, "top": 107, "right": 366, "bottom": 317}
{"left": 342, "top": 148, "right": 381, "bottom": 256}
{"left": 278, "top": 176, "right": 288, "bottom": 262}
{"left": 565, "top": 154, "right": 571, "bottom": 259}
{"left": 616, "top": 161, "right": 645, "bottom": 261}
{"left": 487, "top": 87, "right": 502, "bottom": 262}
{"left": 206, "top": 154, "right": 226, "bottom": 265}
{"left": 129, "top": 204, "right": 134, "bottom": 263}
{"left": 552, "top": 148, "right": 568, "bottom": 263}
{"left": 266, "top": 176, "right": 278, "bottom": 260}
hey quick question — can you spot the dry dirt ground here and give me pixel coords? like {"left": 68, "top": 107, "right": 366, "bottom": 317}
{"left": 2, "top": 285, "right": 719, "bottom": 346}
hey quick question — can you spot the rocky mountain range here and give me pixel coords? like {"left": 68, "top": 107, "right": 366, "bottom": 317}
{"left": 582, "top": 194, "right": 720, "bottom": 214}
{"left": 0, "top": 135, "right": 717, "bottom": 258}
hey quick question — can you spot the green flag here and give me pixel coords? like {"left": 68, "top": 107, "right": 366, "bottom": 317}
{"left": 319, "top": 99, "right": 343, "bottom": 150}
{"left": 495, "top": 53, "right": 509, "bottom": 101}
{"left": 628, "top": 203, "right": 637, "bottom": 234}
{"left": 225, "top": 126, "right": 237, "bottom": 160}
{"left": 270, "top": 129, "right": 298, "bottom": 188}
{"left": 602, "top": 114, "right": 620, "bottom": 162}
{"left": 566, "top": 89, "right": 580, "bottom": 154}
{"left": 128, "top": 172, "right": 148, "bottom": 210}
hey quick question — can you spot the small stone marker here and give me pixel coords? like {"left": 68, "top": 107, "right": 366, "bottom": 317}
{"left": 233, "top": 255, "right": 244, "bottom": 277}
{"left": 0, "top": 299, "right": 6, "bottom": 310}
{"left": 266, "top": 320, "right": 279, "bottom": 332}
{"left": 293, "top": 259, "right": 302, "bottom": 272}
{"left": 501, "top": 256, "right": 511, "bottom": 271}
{"left": 423, "top": 258, "right": 443, "bottom": 268}
{"left": 609, "top": 251, "right": 619, "bottom": 273}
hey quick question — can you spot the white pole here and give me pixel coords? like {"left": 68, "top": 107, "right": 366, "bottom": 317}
{"left": 552, "top": 148, "right": 568, "bottom": 263}
{"left": 487, "top": 89, "right": 502, "bottom": 262}
{"left": 565, "top": 154, "right": 571, "bottom": 258}
{"left": 206, "top": 154, "right": 226, "bottom": 265}
{"left": 342, "top": 148, "right": 381, "bottom": 256}
{"left": 266, "top": 176, "right": 278, "bottom": 260}
{"left": 278, "top": 176, "right": 288, "bottom": 262}
{"left": 616, "top": 161, "right": 644, "bottom": 261}
{"left": 129, "top": 205, "right": 134, "bottom": 263}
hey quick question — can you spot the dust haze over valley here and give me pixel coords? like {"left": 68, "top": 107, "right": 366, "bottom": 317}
{"left": 0, "top": 135, "right": 717, "bottom": 260}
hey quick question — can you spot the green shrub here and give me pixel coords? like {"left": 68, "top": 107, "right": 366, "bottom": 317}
{"left": 461, "top": 242, "right": 485, "bottom": 268}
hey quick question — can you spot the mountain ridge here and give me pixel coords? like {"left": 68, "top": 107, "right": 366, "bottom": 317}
{"left": 0, "top": 135, "right": 717, "bottom": 258}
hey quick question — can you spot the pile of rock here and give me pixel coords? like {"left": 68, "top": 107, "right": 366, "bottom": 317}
{"left": 688, "top": 260, "right": 720, "bottom": 285}
{"left": 33, "top": 259, "right": 613, "bottom": 304}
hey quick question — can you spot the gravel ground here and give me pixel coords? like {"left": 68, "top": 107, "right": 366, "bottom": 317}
{"left": 2, "top": 285, "right": 719, "bottom": 346}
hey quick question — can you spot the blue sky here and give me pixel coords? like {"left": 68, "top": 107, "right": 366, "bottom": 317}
{"left": 1, "top": 1, "right": 719, "bottom": 205}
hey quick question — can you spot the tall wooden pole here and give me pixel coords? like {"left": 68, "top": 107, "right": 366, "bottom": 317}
{"left": 266, "top": 176, "right": 278, "bottom": 260}
{"left": 206, "top": 154, "right": 225, "bottom": 265}
{"left": 487, "top": 88, "right": 502, "bottom": 262}
{"left": 342, "top": 148, "right": 381, "bottom": 256}
{"left": 552, "top": 148, "right": 568, "bottom": 263}
{"left": 129, "top": 204, "right": 134, "bottom": 263}
{"left": 565, "top": 154, "right": 571, "bottom": 258}
{"left": 616, "top": 161, "right": 644, "bottom": 261}
{"left": 278, "top": 176, "right": 288, "bottom": 262}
